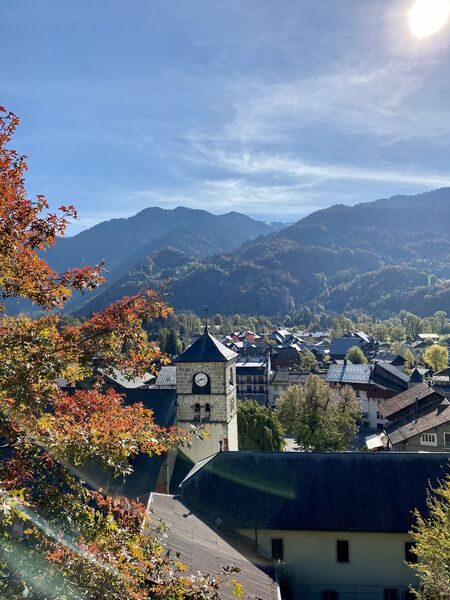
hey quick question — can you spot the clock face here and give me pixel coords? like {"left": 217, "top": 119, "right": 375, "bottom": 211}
{"left": 194, "top": 372, "right": 208, "bottom": 387}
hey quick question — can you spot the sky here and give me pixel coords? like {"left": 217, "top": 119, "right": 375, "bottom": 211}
{"left": 2, "top": 0, "right": 450, "bottom": 234}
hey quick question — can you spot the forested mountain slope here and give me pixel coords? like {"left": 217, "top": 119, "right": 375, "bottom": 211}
{"left": 75, "top": 189, "right": 450, "bottom": 318}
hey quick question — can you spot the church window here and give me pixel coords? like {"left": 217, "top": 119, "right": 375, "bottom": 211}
{"left": 336, "top": 540, "right": 349, "bottom": 563}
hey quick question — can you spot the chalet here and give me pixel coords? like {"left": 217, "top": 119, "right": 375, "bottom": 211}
{"left": 378, "top": 382, "right": 443, "bottom": 424}
{"left": 432, "top": 366, "right": 450, "bottom": 396}
{"left": 270, "top": 343, "right": 303, "bottom": 369}
{"left": 330, "top": 331, "right": 379, "bottom": 361}
{"left": 326, "top": 362, "right": 409, "bottom": 428}
{"left": 379, "top": 382, "right": 450, "bottom": 452}
{"left": 374, "top": 352, "right": 406, "bottom": 368}
{"left": 176, "top": 451, "right": 450, "bottom": 600}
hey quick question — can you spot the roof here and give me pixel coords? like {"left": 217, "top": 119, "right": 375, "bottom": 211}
{"left": 155, "top": 365, "right": 177, "bottom": 386}
{"left": 418, "top": 333, "right": 440, "bottom": 340}
{"left": 326, "top": 363, "right": 372, "bottom": 384}
{"left": 330, "top": 337, "right": 364, "bottom": 356}
{"left": 378, "top": 382, "right": 442, "bottom": 419}
{"left": 326, "top": 362, "right": 409, "bottom": 392}
{"left": 73, "top": 389, "right": 177, "bottom": 500}
{"left": 374, "top": 352, "right": 405, "bottom": 364}
{"left": 148, "top": 494, "right": 278, "bottom": 600}
{"left": 180, "top": 452, "right": 450, "bottom": 533}
{"left": 386, "top": 402, "right": 450, "bottom": 445}
{"left": 97, "top": 367, "right": 155, "bottom": 388}
{"left": 175, "top": 329, "right": 237, "bottom": 363}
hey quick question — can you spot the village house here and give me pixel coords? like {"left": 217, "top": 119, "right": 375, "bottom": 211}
{"left": 173, "top": 451, "right": 449, "bottom": 600}
{"left": 236, "top": 354, "right": 271, "bottom": 405}
{"left": 268, "top": 370, "right": 326, "bottom": 406}
{"left": 326, "top": 361, "right": 409, "bottom": 429}
{"left": 329, "top": 331, "right": 379, "bottom": 362}
{"left": 379, "top": 382, "right": 450, "bottom": 452}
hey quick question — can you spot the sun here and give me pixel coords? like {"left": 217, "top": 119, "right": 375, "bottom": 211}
{"left": 409, "top": 0, "right": 449, "bottom": 38}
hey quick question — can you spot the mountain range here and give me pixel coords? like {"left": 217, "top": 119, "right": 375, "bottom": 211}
{"left": 47, "top": 189, "right": 450, "bottom": 319}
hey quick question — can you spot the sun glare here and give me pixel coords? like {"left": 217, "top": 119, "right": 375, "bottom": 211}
{"left": 409, "top": 0, "right": 449, "bottom": 38}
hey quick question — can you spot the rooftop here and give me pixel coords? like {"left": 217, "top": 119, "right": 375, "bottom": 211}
{"left": 148, "top": 494, "right": 278, "bottom": 600}
{"left": 386, "top": 401, "right": 450, "bottom": 445}
{"left": 179, "top": 451, "right": 450, "bottom": 533}
{"left": 378, "top": 382, "right": 442, "bottom": 419}
{"left": 155, "top": 365, "right": 177, "bottom": 386}
{"left": 175, "top": 328, "right": 237, "bottom": 363}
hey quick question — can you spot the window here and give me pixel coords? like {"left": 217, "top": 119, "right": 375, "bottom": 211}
{"left": 444, "top": 432, "right": 450, "bottom": 448}
{"left": 246, "top": 375, "right": 252, "bottom": 383}
{"left": 259, "top": 385, "right": 264, "bottom": 393}
{"left": 383, "top": 589, "right": 399, "bottom": 600}
{"left": 204, "top": 403, "right": 211, "bottom": 421}
{"left": 405, "top": 542, "right": 417, "bottom": 564}
{"left": 246, "top": 385, "right": 252, "bottom": 393}
{"left": 355, "top": 390, "right": 360, "bottom": 398}
{"left": 420, "top": 433, "right": 437, "bottom": 446}
{"left": 193, "top": 403, "right": 201, "bottom": 423}
{"left": 271, "top": 538, "right": 284, "bottom": 561}
{"left": 336, "top": 540, "right": 349, "bottom": 563}
{"left": 376, "top": 411, "right": 383, "bottom": 420}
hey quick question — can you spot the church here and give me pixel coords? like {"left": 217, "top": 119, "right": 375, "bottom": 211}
{"left": 73, "top": 326, "right": 240, "bottom": 500}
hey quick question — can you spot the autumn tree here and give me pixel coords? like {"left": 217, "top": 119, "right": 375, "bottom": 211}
{"left": 237, "top": 401, "right": 285, "bottom": 451}
{"left": 345, "top": 345, "right": 367, "bottom": 364}
{"left": 276, "top": 376, "right": 360, "bottom": 451}
{"left": 409, "top": 474, "right": 450, "bottom": 599}
{"left": 423, "top": 344, "right": 449, "bottom": 372}
{"left": 0, "top": 108, "right": 239, "bottom": 600}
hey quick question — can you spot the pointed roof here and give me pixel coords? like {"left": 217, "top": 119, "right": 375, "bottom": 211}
{"left": 175, "top": 328, "right": 237, "bottom": 363}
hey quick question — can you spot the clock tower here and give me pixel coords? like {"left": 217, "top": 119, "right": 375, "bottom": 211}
{"left": 175, "top": 326, "right": 238, "bottom": 463}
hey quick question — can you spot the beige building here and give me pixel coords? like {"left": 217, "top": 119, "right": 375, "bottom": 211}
{"left": 178, "top": 451, "right": 450, "bottom": 600}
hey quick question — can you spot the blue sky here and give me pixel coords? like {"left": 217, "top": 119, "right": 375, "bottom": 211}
{"left": 2, "top": 0, "right": 450, "bottom": 233}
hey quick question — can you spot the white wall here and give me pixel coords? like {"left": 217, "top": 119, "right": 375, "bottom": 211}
{"left": 236, "top": 528, "right": 417, "bottom": 595}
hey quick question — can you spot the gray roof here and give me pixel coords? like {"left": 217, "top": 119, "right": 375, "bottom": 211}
{"left": 175, "top": 329, "right": 237, "bottom": 363}
{"left": 326, "top": 363, "right": 372, "bottom": 384}
{"left": 330, "top": 337, "right": 364, "bottom": 356}
{"left": 180, "top": 451, "right": 450, "bottom": 533}
{"left": 155, "top": 365, "right": 177, "bottom": 386}
{"left": 148, "top": 494, "right": 278, "bottom": 600}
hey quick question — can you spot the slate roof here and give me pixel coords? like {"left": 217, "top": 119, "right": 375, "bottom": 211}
{"left": 179, "top": 451, "right": 450, "bottom": 533}
{"left": 326, "top": 362, "right": 409, "bottom": 392}
{"left": 73, "top": 389, "right": 177, "bottom": 500}
{"left": 148, "top": 494, "right": 279, "bottom": 600}
{"left": 378, "top": 382, "right": 442, "bottom": 419}
{"left": 330, "top": 337, "right": 364, "bottom": 357}
{"left": 326, "top": 363, "right": 372, "bottom": 384}
{"left": 386, "top": 402, "right": 450, "bottom": 445}
{"left": 97, "top": 367, "right": 155, "bottom": 388}
{"left": 374, "top": 352, "right": 405, "bottom": 365}
{"left": 176, "top": 329, "right": 237, "bottom": 363}
{"left": 155, "top": 365, "right": 177, "bottom": 386}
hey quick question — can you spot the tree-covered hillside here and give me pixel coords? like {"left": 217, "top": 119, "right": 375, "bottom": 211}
{"left": 75, "top": 188, "right": 450, "bottom": 318}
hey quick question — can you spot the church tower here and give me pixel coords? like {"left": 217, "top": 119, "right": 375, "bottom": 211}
{"left": 175, "top": 326, "right": 238, "bottom": 463}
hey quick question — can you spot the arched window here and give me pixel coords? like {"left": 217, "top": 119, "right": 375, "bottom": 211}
{"left": 193, "top": 403, "right": 201, "bottom": 422}
{"left": 205, "top": 403, "right": 211, "bottom": 421}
